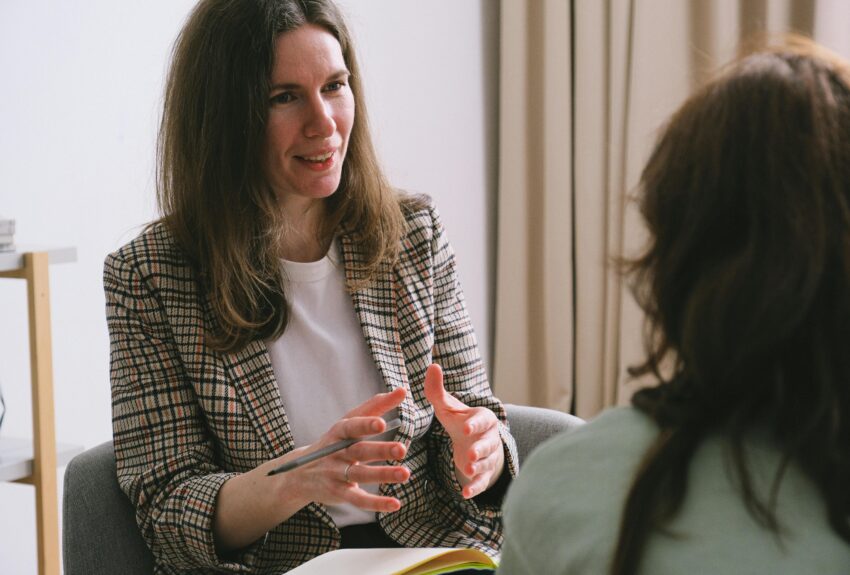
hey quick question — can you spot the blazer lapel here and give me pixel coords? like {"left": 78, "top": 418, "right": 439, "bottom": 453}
{"left": 338, "top": 235, "right": 414, "bottom": 426}
{"left": 201, "top": 286, "right": 294, "bottom": 460}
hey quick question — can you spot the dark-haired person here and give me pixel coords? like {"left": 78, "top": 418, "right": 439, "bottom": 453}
{"left": 498, "top": 39, "right": 850, "bottom": 575}
{"left": 104, "top": 1, "right": 516, "bottom": 573}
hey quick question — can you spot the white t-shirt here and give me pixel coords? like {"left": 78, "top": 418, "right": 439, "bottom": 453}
{"left": 266, "top": 241, "right": 391, "bottom": 528}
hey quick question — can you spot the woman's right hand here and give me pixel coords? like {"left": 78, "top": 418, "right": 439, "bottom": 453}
{"left": 271, "top": 387, "right": 410, "bottom": 513}
{"left": 214, "top": 387, "right": 409, "bottom": 552}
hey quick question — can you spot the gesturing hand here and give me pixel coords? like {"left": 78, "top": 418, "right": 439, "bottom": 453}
{"left": 276, "top": 387, "right": 410, "bottom": 513}
{"left": 423, "top": 363, "right": 505, "bottom": 499}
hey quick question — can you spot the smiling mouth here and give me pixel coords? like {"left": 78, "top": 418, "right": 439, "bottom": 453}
{"left": 298, "top": 150, "right": 334, "bottom": 163}
{"left": 295, "top": 149, "right": 336, "bottom": 171}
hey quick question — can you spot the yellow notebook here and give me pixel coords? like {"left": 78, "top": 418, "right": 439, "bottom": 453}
{"left": 287, "top": 547, "right": 498, "bottom": 574}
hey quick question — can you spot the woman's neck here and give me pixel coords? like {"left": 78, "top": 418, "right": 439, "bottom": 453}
{"left": 278, "top": 197, "right": 330, "bottom": 263}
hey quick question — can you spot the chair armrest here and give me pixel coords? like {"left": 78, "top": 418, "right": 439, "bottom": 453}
{"left": 63, "top": 441, "right": 154, "bottom": 575}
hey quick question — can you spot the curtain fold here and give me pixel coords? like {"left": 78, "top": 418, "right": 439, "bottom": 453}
{"left": 494, "top": 0, "right": 573, "bottom": 412}
{"left": 494, "top": 0, "right": 825, "bottom": 419}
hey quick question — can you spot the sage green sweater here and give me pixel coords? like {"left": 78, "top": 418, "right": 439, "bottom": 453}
{"left": 499, "top": 407, "right": 850, "bottom": 574}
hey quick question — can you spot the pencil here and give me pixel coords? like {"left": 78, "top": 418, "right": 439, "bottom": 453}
{"left": 267, "top": 418, "right": 403, "bottom": 476}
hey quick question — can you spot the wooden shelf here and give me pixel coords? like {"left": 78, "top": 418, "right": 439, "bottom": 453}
{"left": 1, "top": 248, "right": 76, "bottom": 575}
{"left": 0, "top": 439, "right": 83, "bottom": 482}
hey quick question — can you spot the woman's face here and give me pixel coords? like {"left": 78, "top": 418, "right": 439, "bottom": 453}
{"left": 262, "top": 24, "right": 354, "bottom": 207}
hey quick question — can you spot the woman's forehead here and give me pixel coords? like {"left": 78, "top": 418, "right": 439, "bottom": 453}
{"left": 270, "top": 24, "right": 347, "bottom": 85}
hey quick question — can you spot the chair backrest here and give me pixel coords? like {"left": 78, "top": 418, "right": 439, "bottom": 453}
{"left": 62, "top": 441, "right": 153, "bottom": 575}
{"left": 503, "top": 403, "right": 584, "bottom": 464}
{"left": 62, "top": 405, "right": 582, "bottom": 574}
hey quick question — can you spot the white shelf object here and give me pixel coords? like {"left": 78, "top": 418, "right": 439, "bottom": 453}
{"left": 0, "top": 246, "right": 76, "bottom": 272}
{"left": 0, "top": 439, "right": 83, "bottom": 482}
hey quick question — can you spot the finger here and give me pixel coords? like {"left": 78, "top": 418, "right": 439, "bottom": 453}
{"left": 345, "top": 463, "right": 410, "bottom": 485}
{"left": 466, "top": 430, "right": 503, "bottom": 462}
{"left": 345, "top": 387, "right": 407, "bottom": 419}
{"left": 462, "top": 474, "right": 491, "bottom": 499}
{"left": 334, "top": 416, "right": 391, "bottom": 440}
{"left": 463, "top": 408, "right": 498, "bottom": 436}
{"left": 346, "top": 441, "right": 407, "bottom": 462}
{"left": 344, "top": 489, "right": 403, "bottom": 513}
{"left": 423, "top": 364, "right": 466, "bottom": 413}
{"left": 466, "top": 449, "right": 502, "bottom": 477}
{"left": 455, "top": 440, "right": 499, "bottom": 477}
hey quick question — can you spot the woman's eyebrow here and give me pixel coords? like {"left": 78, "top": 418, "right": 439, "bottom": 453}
{"left": 269, "top": 69, "right": 350, "bottom": 91}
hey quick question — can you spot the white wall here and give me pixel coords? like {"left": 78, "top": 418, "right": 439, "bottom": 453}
{"left": 0, "top": 1, "right": 498, "bottom": 573}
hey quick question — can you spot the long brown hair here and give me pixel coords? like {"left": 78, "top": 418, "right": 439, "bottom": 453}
{"left": 614, "top": 39, "right": 850, "bottom": 574}
{"left": 156, "top": 0, "right": 405, "bottom": 352}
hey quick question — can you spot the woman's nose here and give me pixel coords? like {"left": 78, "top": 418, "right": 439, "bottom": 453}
{"left": 304, "top": 96, "right": 336, "bottom": 139}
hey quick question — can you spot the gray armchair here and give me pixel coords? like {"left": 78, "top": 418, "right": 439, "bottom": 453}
{"left": 62, "top": 404, "right": 583, "bottom": 575}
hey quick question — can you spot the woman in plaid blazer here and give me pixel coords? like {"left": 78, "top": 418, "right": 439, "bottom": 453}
{"left": 105, "top": 0, "right": 517, "bottom": 573}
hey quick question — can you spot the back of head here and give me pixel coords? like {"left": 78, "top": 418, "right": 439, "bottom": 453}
{"left": 616, "top": 38, "right": 850, "bottom": 574}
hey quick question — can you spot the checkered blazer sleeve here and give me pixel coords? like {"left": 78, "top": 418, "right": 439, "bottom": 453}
{"left": 422, "top": 203, "right": 520, "bottom": 520}
{"left": 105, "top": 247, "right": 265, "bottom": 572}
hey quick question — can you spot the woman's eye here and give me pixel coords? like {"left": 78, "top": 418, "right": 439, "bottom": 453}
{"left": 270, "top": 92, "right": 295, "bottom": 104}
{"left": 324, "top": 81, "right": 345, "bottom": 92}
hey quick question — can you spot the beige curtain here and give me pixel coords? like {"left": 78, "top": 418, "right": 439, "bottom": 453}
{"left": 493, "top": 0, "right": 822, "bottom": 419}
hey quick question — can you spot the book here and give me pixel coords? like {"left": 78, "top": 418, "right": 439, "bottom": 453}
{"left": 287, "top": 547, "right": 498, "bottom": 575}
{"left": 0, "top": 217, "right": 14, "bottom": 251}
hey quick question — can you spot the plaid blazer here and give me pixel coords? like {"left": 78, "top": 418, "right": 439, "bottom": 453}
{"left": 105, "top": 199, "right": 519, "bottom": 574}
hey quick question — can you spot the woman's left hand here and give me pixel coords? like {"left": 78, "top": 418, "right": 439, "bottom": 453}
{"left": 423, "top": 363, "right": 506, "bottom": 499}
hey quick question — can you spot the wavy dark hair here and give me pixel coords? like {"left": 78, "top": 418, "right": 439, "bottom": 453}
{"left": 613, "top": 39, "right": 850, "bottom": 574}
{"left": 156, "top": 0, "right": 406, "bottom": 352}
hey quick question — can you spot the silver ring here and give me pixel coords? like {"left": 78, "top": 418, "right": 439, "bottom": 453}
{"left": 344, "top": 463, "right": 354, "bottom": 483}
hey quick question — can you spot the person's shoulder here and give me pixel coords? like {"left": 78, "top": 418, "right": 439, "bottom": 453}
{"left": 564, "top": 406, "right": 658, "bottom": 447}
{"left": 391, "top": 192, "right": 444, "bottom": 262}
{"left": 501, "top": 408, "right": 659, "bottom": 573}
{"left": 395, "top": 192, "right": 458, "bottom": 257}
{"left": 506, "top": 407, "right": 660, "bottom": 522}
{"left": 398, "top": 190, "right": 434, "bottom": 218}
{"left": 397, "top": 191, "right": 438, "bottom": 234}
{"left": 105, "top": 222, "right": 190, "bottom": 277}
{"left": 524, "top": 407, "right": 657, "bottom": 477}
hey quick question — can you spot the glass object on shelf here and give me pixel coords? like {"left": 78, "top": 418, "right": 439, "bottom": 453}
{"left": 0, "top": 377, "right": 5, "bottom": 433}
{"left": 0, "top": 216, "right": 14, "bottom": 253}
